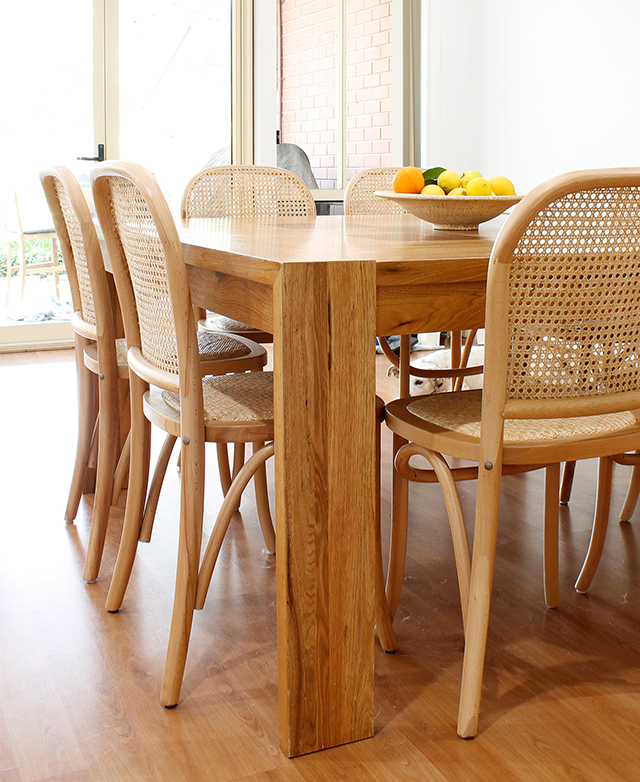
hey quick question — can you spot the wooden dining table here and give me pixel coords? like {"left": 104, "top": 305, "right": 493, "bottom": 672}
{"left": 178, "top": 212, "right": 502, "bottom": 757}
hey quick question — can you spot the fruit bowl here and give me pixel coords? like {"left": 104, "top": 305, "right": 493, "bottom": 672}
{"left": 374, "top": 190, "right": 523, "bottom": 231}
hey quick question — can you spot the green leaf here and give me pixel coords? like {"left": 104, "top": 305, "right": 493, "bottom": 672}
{"left": 423, "top": 166, "right": 446, "bottom": 186}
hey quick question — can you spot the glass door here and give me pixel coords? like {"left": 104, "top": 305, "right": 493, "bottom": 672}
{"left": 0, "top": 0, "right": 99, "bottom": 348}
{"left": 118, "top": 0, "right": 232, "bottom": 215}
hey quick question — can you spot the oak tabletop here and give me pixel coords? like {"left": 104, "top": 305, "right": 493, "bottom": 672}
{"left": 179, "top": 213, "right": 506, "bottom": 335}
{"left": 178, "top": 213, "right": 503, "bottom": 272}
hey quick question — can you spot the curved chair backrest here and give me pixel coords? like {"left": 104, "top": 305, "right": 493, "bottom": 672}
{"left": 484, "top": 168, "right": 640, "bottom": 424}
{"left": 344, "top": 167, "right": 404, "bottom": 215}
{"left": 181, "top": 165, "right": 316, "bottom": 219}
{"left": 39, "top": 166, "right": 112, "bottom": 344}
{"left": 92, "top": 161, "right": 196, "bottom": 389}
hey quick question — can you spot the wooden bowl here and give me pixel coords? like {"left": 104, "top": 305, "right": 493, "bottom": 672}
{"left": 373, "top": 190, "right": 523, "bottom": 230}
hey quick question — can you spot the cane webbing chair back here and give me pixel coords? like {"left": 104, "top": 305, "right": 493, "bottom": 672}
{"left": 181, "top": 165, "right": 316, "bottom": 220}
{"left": 503, "top": 187, "right": 640, "bottom": 403}
{"left": 102, "top": 175, "right": 184, "bottom": 377}
{"left": 344, "top": 168, "right": 404, "bottom": 215}
{"left": 41, "top": 170, "right": 103, "bottom": 331}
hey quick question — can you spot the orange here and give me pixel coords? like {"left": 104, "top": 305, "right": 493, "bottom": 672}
{"left": 393, "top": 166, "right": 425, "bottom": 194}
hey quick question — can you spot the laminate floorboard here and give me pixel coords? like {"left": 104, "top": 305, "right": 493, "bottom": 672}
{"left": 1, "top": 348, "right": 640, "bottom": 780}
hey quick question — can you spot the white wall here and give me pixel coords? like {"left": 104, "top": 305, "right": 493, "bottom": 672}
{"left": 421, "top": 0, "right": 640, "bottom": 192}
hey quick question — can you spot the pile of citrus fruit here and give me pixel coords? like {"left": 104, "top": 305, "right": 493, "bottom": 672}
{"left": 393, "top": 166, "right": 515, "bottom": 196}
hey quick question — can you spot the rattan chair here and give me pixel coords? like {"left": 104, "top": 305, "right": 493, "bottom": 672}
{"left": 92, "top": 161, "right": 279, "bottom": 708}
{"left": 40, "top": 166, "right": 127, "bottom": 582}
{"left": 385, "top": 168, "right": 640, "bottom": 737}
{"left": 41, "top": 166, "right": 268, "bottom": 584}
{"left": 345, "top": 167, "right": 483, "bottom": 631}
{"left": 92, "top": 161, "right": 394, "bottom": 706}
{"left": 181, "top": 164, "right": 316, "bottom": 343}
{"left": 2, "top": 189, "right": 65, "bottom": 305}
{"left": 181, "top": 164, "right": 316, "bottom": 482}
{"left": 344, "top": 167, "right": 404, "bottom": 216}
{"left": 345, "top": 167, "right": 481, "bottom": 390}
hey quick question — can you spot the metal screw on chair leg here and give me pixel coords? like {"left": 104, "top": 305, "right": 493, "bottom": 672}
{"left": 182, "top": 437, "right": 190, "bottom": 445}
{"left": 484, "top": 461, "right": 493, "bottom": 470}
{"left": 99, "top": 373, "right": 104, "bottom": 380}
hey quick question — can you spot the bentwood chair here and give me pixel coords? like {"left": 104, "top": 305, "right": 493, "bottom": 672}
{"left": 181, "top": 164, "right": 316, "bottom": 343}
{"left": 2, "top": 189, "right": 65, "bottom": 305}
{"left": 41, "top": 166, "right": 268, "bottom": 584}
{"left": 385, "top": 168, "right": 640, "bottom": 737}
{"left": 181, "top": 164, "right": 316, "bottom": 484}
{"left": 92, "top": 161, "right": 394, "bottom": 706}
{"left": 345, "top": 167, "right": 482, "bottom": 636}
{"left": 40, "top": 166, "right": 127, "bottom": 582}
{"left": 91, "top": 161, "right": 279, "bottom": 707}
{"left": 344, "top": 167, "right": 482, "bottom": 389}
{"left": 344, "top": 167, "right": 404, "bottom": 216}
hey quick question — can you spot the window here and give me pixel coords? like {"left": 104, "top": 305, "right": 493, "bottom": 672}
{"left": 278, "top": 0, "right": 395, "bottom": 195}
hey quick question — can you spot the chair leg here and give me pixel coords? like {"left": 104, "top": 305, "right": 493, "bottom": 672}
{"left": 138, "top": 433, "right": 178, "bottom": 543}
{"left": 374, "top": 403, "right": 396, "bottom": 652}
{"left": 51, "top": 236, "right": 60, "bottom": 299}
{"left": 394, "top": 444, "right": 471, "bottom": 632}
{"left": 620, "top": 458, "right": 640, "bottom": 521}
{"left": 559, "top": 461, "right": 576, "bottom": 505}
{"left": 83, "top": 370, "right": 121, "bottom": 582}
{"left": 374, "top": 514, "right": 396, "bottom": 652}
{"left": 216, "top": 442, "right": 232, "bottom": 495}
{"left": 161, "top": 430, "right": 207, "bottom": 707}
{"left": 386, "top": 432, "right": 409, "bottom": 620}
{"left": 252, "top": 441, "right": 276, "bottom": 554}
{"left": 232, "top": 442, "right": 246, "bottom": 480}
{"left": 575, "top": 455, "right": 613, "bottom": 594}
{"left": 543, "top": 463, "right": 560, "bottom": 608}
{"left": 105, "top": 375, "right": 152, "bottom": 612}
{"left": 457, "top": 457, "right": 502, "bottom": 739}
{"left": 196, "top": 444, "right": 274, "bottom": 610}
{"left": 5, "top": 240, "right": 13, "bottom": 306}
{"left": 18, "top": 238, "right": 27, "bottom": 299}
{"left": 66, "top": 337, "right": 98, "bottom": 522}
{"left": 111, "top": 430, "right": 131, "bottom": 504}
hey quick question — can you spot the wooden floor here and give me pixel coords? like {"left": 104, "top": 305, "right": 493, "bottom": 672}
{"left": 2, "top": 348, "right": 640, "bottom": 781}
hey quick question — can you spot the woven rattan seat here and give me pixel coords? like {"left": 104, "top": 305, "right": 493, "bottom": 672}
{"left": 92, "top": 161, "right": 279, "bottom": 710}
{"left": 162, "top": 371, "right": 274, "bottom": 422}
{"left": 84, "top": 337, "right": 128, "bottom": 374}
{"left": 201, "top": 313, "right": 265, "bottom": 335}
{"left": 181, "top": 164, "right": 316, "bottom": 344}
{"left": 384, "top": 168, "right": 640, "bottom": 739}
{"left": 406, "top": 389, "right": 637, "bottom": 441}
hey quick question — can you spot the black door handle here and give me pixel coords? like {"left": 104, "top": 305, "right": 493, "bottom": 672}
{"left": 78, "top": 144, "right": 105, "bottom": 162}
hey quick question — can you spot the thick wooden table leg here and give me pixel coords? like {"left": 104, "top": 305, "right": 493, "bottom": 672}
{"left": 273, "top": 260, "right": 376, "bottom": 757}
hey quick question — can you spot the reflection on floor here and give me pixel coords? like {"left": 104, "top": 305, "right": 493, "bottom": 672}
{"left": 1, "top": 348, "right": 640, "bottom": 781}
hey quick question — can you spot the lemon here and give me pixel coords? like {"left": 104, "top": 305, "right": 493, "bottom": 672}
{"left": 489, "top": 175, "right": 516, "bottom": 195}
{"left": 461, "top": 170, "right": 482, "bottom": 189}
{"left": 447, "top": 187, "right": 467, "bottom": 196}
{"left": 437, "top": 169, "right": 461, "bottom": 193}
{"left": 466, "top": 177, "right": 492, "bottom": 196}
{"left": 421, "top": 184, "right": 445, "bottom": 195}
